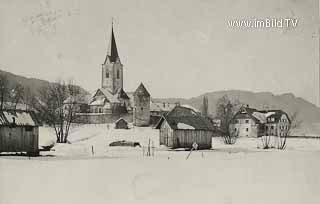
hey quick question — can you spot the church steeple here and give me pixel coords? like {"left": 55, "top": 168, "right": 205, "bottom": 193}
{"left": 101, "top": 20, "right": 123, "bottom": 93}
{"left": 104, "top": 21, "right": 120, "bottom": 64}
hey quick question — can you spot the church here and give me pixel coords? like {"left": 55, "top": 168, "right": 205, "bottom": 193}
{"left": 88, "top": 23, "right": 131, "bottom": 114}
{"left": 85, "top": 22, "right": 176, "bottom": 126}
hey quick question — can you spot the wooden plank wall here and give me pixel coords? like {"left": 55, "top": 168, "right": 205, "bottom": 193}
{"left": 0, "top": 126, "right": 39, "bottom": 153}
{"left": 173, "top": 130, "right": 213, "bottom": 149}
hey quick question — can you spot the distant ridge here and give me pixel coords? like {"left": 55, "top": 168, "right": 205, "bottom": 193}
{"left": 154, "top": 90, "right": 320, "bottom": 124}
{"left": 0, "top": 69, "right": 89, "bottom": 97}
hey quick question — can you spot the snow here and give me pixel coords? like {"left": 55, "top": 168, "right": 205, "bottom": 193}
{"left": 1, "top": 124, "right": 320, "bottom": 204}
{"left": 264, "top": 111, "right": 276, "bottom": 118}
{"left": 252, "top": 111, "right": 266, "bottom": 123}
{"left": 3, "top": 111, "right": 36, "bottom": 126}
{"left": 177, "top": 122, "right": 195, "bottom": 130}
{"left": 181, "top": 104, "right": 199, "bottom": 114}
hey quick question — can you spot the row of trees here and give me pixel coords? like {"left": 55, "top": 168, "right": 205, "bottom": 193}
{"left": 0, "top": 73, "right": 85, "bottom": 143}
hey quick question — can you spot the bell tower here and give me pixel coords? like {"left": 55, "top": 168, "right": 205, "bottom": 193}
{"left": 101, "top": 22, "right": 123, "bottom": 94}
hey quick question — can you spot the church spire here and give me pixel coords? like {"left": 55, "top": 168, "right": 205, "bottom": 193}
{"left": 104, "top": 20, "right": 120, "bottom": 64}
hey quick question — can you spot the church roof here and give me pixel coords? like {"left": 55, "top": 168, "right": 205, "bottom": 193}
{"left": 103, "top": 23, "right": 120, "bottom": 64}
{"left": 117, "top": 88, "right": 130, "bottom": 100}
{"left": 134, "top": 83, "right": 150, "bottom": 97}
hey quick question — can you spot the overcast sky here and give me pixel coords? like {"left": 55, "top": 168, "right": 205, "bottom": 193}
{"left": 0, "top": 0, "right": 318, "bottom": 105}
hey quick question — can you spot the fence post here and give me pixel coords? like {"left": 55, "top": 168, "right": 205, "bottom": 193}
{"left": 91, "top": 145, "right": 94, "bottom": 156}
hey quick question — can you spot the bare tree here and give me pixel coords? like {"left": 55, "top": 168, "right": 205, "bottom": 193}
{"left": 277, "top": 111, "right": 301, "bottom": 150}
{"left": 34, "top": 80, "right": 83, "bottom": 143}
{"left": 10, "top": 83, "right": 25, "bottom": 109}
{"left": 0, "top": 74, "right": 9, "bottom": 110}
{"left": 215, "top": 95, "right": 242, "bottom": 144}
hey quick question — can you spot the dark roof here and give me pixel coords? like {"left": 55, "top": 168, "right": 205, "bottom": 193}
{"left": 134, "top": 83, "right": 150, "bottom": 97}
{"left": 114, "top": 117, "right": 128, "bottom": 124}
{"left": 0, "top": 110, "right": 38, "bottom": 127}
{"left": 117, "top": 88, "right": 130, "bottom": 100}
{"left": 155, "top": 106, "right": 214, "bottom": 131}
{"left": 103, "top": 24, "right": 120, "bottom": 64}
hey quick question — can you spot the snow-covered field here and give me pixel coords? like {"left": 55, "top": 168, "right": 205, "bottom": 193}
{"left": 1, "top": 124, "right": 320, "bottom": 204}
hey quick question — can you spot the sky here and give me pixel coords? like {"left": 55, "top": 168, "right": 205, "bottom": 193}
{"left": 0, "top": 0, "right": 319, "bottom": 105}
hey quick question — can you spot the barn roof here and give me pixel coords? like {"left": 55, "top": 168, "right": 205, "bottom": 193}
{"left": 134, "top": 83, "right": 150, "bottom": 97}
{"left": 0, "top": 110, "right": 38, "bottom": 127}
{"left": 155, "top": 106, "right": 214, "bottom": 131}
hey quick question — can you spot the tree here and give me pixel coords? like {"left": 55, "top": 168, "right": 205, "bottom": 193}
{"left": 260, "top": 111, "right": 301, "bottom": 150}
{"left": 0, "top": 74, "right": 10, "bottom": 110}
{"left": 277, "top": 111, "right": 301, "bottom": 150}
{"left": 201, "top": 96, "right": 209, "bottom": 117}
{"left": 34, "top": 80, "right": 84, "bottom": 143}
{"left": 10, "top": 83, "right": 25, "bottom": 109}
{"left": 215, "top": 95, "right": 242, "bottom": 144}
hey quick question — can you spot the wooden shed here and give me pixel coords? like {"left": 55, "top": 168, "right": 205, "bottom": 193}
{"left": 0, "top": 110, "right": 39, "bottom": 155}
{"left": 155, "top": 105, "right": 215, "bottom": 149}
{"left": 114, "top": 118, "right": 129, "bottom": 129}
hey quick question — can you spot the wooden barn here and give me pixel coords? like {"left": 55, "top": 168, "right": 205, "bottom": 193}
{"left": 155, "top": 105, "right": 215, "bottom": 149}
{"left": 114, "top": 118, "right": 129, "bottom": 129}
{"left": 0, "top": 110, "right": 39, "bottom": 155}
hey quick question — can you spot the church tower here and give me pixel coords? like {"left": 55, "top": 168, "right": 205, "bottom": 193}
{"left": 101, "top": 22, "right": 123, "bottom": 94}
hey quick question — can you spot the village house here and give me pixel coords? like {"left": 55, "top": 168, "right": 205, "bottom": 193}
{"left": 0, "top": 110, "right": 39, "bottom": 155}
{"left": 155, "top": 105, "right": 215, "bottom": 149}
{"left": 229, "top": 105, "right": 291, "bottom": 137}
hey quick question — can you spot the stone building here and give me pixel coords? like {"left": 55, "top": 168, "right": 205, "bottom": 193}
{"left": 133, "top": 83, "right": 150, "bottom": 126}
{"left": 229, "top": 105, "right": 291, "bottom": 137}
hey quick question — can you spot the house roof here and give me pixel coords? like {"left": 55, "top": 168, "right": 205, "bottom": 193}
{"left": 114, "top": 117, "right": 128, "bottom": 124}
{"left": 233, "top": 107, "right": 290, "bottom": 124}
{"left": 0, "top": 110, "right": 38, "bottom": 126}
{"left": 134, "top": 83, "right": 150, "bottom": 97}
{"left": 150, "top": 101, "right": 176, "bottom": 112}
{"left": 155, "top": 106, "right": 214, "bottom": 131}
{"left": 91, "top": 88, "right": 120, "bottom": 104}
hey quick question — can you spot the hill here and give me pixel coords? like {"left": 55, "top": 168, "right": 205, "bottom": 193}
{"left": 154, "top": 90, "right": 320, "bottom": 124}
{"left": 0, "top": 69, "right": 88, "bottom": 97}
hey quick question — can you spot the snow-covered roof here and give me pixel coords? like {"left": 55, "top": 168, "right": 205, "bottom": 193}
{"left": 181, "top": 104, "right": 199, "bottom": 113}
{"left": 150, "top": 101, "right": 176, "bottom": 112}
{"left": 89, "top": 97, "right": 105, "bottom": 106}
{"left": 177, "top": 123, "right": 195, "bottom": 130}
{"left": 0, "top": 110, "right": 38, "bottom": 126}
{"left": 252, "top": 112, "right": 267, "bottom": 123}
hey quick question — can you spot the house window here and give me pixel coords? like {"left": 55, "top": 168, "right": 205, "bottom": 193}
{"left": 141, "top": 107, "right": 143, "bottom": 111}
{"left": 234, "top": 128, "right": 237, "bottom": 131}
{"left": 106, "top": 71, "right": 109, "bottom": 78}
{"left": 246, "top": 128, "right": 249, "bottom": 132}
{"left": 245, "top": 120, "right": 249, "bottom": 123}
{"left": 117, "top": 70, "right": 120, "bottom": 79}
{"left": 271, "top": 126, "right": 274, "bottom": 130}
{"left": 235, "top": 119, "right": 239, "bottom": 124}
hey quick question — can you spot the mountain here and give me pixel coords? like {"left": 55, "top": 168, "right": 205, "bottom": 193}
{"left": 0, "top": 69, "right": 89, "bottom": 97}
{"left": 153, "top": 90, "right": 320, "bottom": 124}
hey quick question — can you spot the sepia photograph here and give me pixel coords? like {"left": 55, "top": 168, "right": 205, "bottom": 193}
{"left": 0, "top": 0, "right": 319, "bottom": 203}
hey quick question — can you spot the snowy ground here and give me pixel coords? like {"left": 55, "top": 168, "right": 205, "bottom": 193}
{"left": 1, "top": 124, "right": 320, "bottom": 204}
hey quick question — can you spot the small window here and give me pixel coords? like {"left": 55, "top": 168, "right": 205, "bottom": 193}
{"left": 245, "top": 120, "right": 249, "bottom": 123}
{"left": 235, "top": 119, "right": 239, "bottom": 124}
{"left": 234, "top": 128, "right": 237, "bottom": 131}
{"left": 106, "top": 71, "right": 109, "bottom": 78}
{"left": 117, "top": 70, "right": 120, "bottom": 79}
{"left": 25, "top": 126, "right": 33, "bottom": 132}
{"left": 246, "top": 128, "right": 249, "bottom": 132}
{"left": 271, "top": 126, "right": 274, "bottom": 130}
{"left": 141, "top": 107, "right": 143, "bottom": 111}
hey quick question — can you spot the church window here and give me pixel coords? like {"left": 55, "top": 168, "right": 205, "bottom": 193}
{"left": 117, "top": 70, "right": 120, "bottom": 79}
{"left": 106, "top": 71, "right": 109, "bottom": 78}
